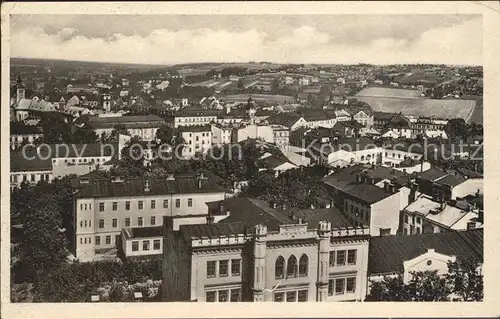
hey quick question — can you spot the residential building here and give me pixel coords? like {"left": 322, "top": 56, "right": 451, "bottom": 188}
{"left": 168, "top": 109, "right": 219, "bottom": 128}
{"left": 368, "top": 229, "right": 483, "bottom": 285}
{"left": 10, "top": 123, "right": 43, "bottom": 149}
{"left": 309, "top": 137, "right": 382, "bottom": 167}
{"left": 323, "top": 165, "right": 413, "bottom": 236}
{"left": 72, "top": 172, "right": 226, "bottom": 262}
{"left": 10, "top": 150, "right": 53, "bottom": 189}
{"left": 415, "top": 167, "right": 483, "bottom": 201}
{"left": 179, "top": 125, "right": 213, "bottom": 158}
{"left": 211, "top": 123, "right": 233, "bottom": 147}
{"left": 271, "top": 125, "right": 290, "bottom": 151}
{"left": 80, "top": 114, "right": 165, "bottom": 141}
{"left": 163, "top": 197, "right": 370, "bottom": 302}
{"left": 400, "top": 195, "right": 482, "bottom": 235}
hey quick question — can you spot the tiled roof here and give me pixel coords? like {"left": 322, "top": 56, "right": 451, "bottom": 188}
{"left": 436, "top": 174, "right": 467, "bottom": 188}
{"left": 267, "top": 113, "right": 302, "bottom": 127}
{"left": 260, "top": 155, "right": 290, "bottom": 170}
{"left": 124, "top": 226, "right": 163, "bottom": 239}
{"left": 178, "top": 125, "right": 211, "bottom": 133}
{"left": 294, "top": 207, "right": 353, "bottom": 229}
{"left": 86, "top": 115, "right": 165, "bottom": 129}
{"left": 75, "top": 175, "right": 225, "bottom": 198}
{"left": 323, "top": 165, "right": 409, "bottom": 204}
{"left": 368, "top": 229, "right": 483, "bottom": 275}
{"left": 416, "top": 167, "right": 448, "bottom": 181}
{"left": 10, "top": 150, "right": 52, "bottom": 172}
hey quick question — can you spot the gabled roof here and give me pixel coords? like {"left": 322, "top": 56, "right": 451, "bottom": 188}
{"left": 368, "top": 229, "right": 483, "bottom": 275}
{"left": 267, "top": 113, "right": 303, "bottom": 127}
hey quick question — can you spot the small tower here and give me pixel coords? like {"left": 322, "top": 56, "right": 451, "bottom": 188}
{"left": 253, "top": 224, "right": 267, "bottom": 302}
{"left": 316, "top": 221, "right": 331, "bottom": 302}
{"left": 16, "top": 74, "right": 26, "bottom": 103}
{"left": 102, "top": 94, "right": 111, "bottom": 111}
{"left": 246, "top": 95, "right": 257, "bottom": 123}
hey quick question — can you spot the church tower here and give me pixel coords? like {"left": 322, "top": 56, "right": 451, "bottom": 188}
{"left": 16, "top": 74, "right": 26, "bottom": 103}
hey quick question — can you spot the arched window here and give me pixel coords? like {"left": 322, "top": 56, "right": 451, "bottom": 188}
{"left": 275, "top": 256, "right": 285, "bottom": 279}
{"left": 299, "top": 254, "right": 308, "bottom": 277}
{"left": 287, "top": 255, "right": 298, "bottom": 278}
{"left": 360, "top": 155, "right": 365, "bottom": 161}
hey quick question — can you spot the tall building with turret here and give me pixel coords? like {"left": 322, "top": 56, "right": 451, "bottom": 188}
{"left": 162, "top": 196, "right": 370, "bottom": 302}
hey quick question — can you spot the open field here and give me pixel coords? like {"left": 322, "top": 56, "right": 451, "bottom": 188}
{"left": 356, "top": 86, "right": 423, "bottom": 99}
{"left": 220, "top": 93, "right": 295, "bottom": 103}
{"left": 354, "top": 96, "right": 476, "bottom": 121}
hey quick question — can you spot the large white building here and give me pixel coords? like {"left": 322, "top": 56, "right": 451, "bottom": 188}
{"left": 81, "top": 114, "right": 165, "bottom": 141}
{"left": 179, "top": 125, "right": 213, "bottom": 158}
{"left": 72, "top": 173, "right": 227, "bottom": 262}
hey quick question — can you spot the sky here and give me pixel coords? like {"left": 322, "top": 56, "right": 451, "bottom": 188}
{"left": 10, "top": 14, "right": 482, "bottom": 65}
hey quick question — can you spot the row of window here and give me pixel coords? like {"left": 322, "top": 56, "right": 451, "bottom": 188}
{"left": 80, "top": 235, "right": 115, "bottom": 246}
{"left": 273, "top": 290, "right": 308, "bottom": 302}
{"left": 87, "top": 198, "right": 192, "bottom": 212}
{"left": 94, "top": 216, "right": 159, "bottom": 229}
{"left": 177, "top": 117, "right": 215, "bottom": 123}
{"left": 328, "top": 250, "right": 357, "bottom": 267}
{"left": 275, "top": 254, "right": 308, "bottom": 279}
{"left": 328, "top": 277, "right": 356, "bottom": 295}
{"left": 59, "top": 157, "right": 107, "bottom": 164}
{"left": 205, "top": 288, "right": 241, "bottom": 302}
{"left": 131, "top": 239, "right": 161, "bottom": 251}
{"left": 404, "top": 214, "right": 422, "bottom": 225}
{"left": 11, "top": 173, "right": 50, "bottom": 183}
{"left": 345, "top": 202, "right": 370, "bottom": 224}
{"left": 206, "top": 259, "right": 241, "bottom": 278}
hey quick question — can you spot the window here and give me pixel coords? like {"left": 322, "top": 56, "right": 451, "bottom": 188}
{"left": 150, "top": 216, "right": 156, "bottom": 225}
{"left": 153, "top": 239, "right": 161, "bottom": 250}
{"left": 188, "top": 198, "right": 193, "bottom": 207}
{"left": 175, "top": 199, "right": 181, "bottom": 208}
{"left": 403, "top": 228, "right": 408, "bottom": 235}
{"left": 329, "top": 251, "right": 335, "bottom": 266}
{"left": 412, "top": 216, "right": 415, "bottom": 224}
{"left": 99, "top": 219, "right": 104, "bottom": 229}
{"left": 219, "top": 260, "right": 229, "bottom": 277}
{"left": 112, "top": 202, "right": 118, "bottom": 211}
{"left": 231, "top": 259, "right": 241, "bottom": 276}
{"left": 105, "top": 235, "right": 111, "bottom": 245}
{"left": 138, "top": 201, "right": 143, "bottom": 210}
{"left": 31, "top": 174, "right": 35, "bottom": 182}
{"left": 151, "top": 200, "right": 156, "bottom": 209}
{"left": 132, "top": 241, "right": 139, "bottom": 251}
{"left": 207, "top": 261, "right": 216, "bottom": 278}
{"left": 125, "top": 218, "right": 130, "bottom": 227}
{"left": 299, "top": 254, "right": 308, "bottom": 276}
{"left": 163, "top": 199, "right": 168, "bottom": 208}
{"left": 230, "top": 289, "right": 241, "bottom": 302}
{"left": 125, "top": 201, "right": 130, "bottom": 210}
{"left": 346, "top": 277, "right": 356, "bottom": 293}
{"left": 328, "top": 280, "right": 334, "bottom": 296}
{"left": 95, "top": 236, "right": 100, "bottom": 246}
{"left": 404, "top": 215, "right": 409, "bottom": 223}
{"left": 274, "top": 292, "right": 285, "bottom": 302}
{"left": 380, "top": 228, "right": 391, "bottom": 236}
{"left": 347, "top": 250, "right": 357, "bottom": 265}
{"left": 138, "top": 217, "right": 143, "bottom": 226}
{"left": 416, "top": 217, "right": 421, "bottom": 224}
{"left": 80, "top": 204, "right": 83, "bottom": 211}
{"left": 206, "top": 291, "right": 216, "bottom": 302}
{"left": 298, "top": 290, "right": 308, "bottom": 302}
{"left": 89, "top": 237, "right": 91, "bottom": 244}
{"left": 275, "top": 256, "right": 285, "bottom": 279}
{"left": 143, "top": 240, "right": 150, "bottom": 251}
{"left": 112, "top": 218, "right": 118, "bottom": 228}
{"left": 99, "top": 203, "right": 105, "bottom": 212}
{"left": 335, "top": 278, "right": 346, "bottom": 295}
{"left": 218, "top": 290, "right": 229, "bottom": 302}
{"left": 80, "top": 221, "right": 83, "bottom": 228}
{"left": 286, "top": 291, "right": 297, "bottom": 302}
{"left": 336, "top": 250, "right": 346, "bottom": 266}
{"left": 287, "top": 255, "right": 298, "bottom": 278}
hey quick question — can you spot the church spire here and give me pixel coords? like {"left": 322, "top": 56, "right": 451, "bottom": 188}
{"left": 16, "top": 73, "right": 26, "bottom": 88}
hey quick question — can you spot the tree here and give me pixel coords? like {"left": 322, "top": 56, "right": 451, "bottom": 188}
{"left": 366, "top": 271, "right": 451, "bottom": 301}
{"left": 237, "top": 78, "right": 244, "bottom": 90}
{"left": 444, "top": 118, "right": 469, "bottom": 141}
{"left": 445, "top": 258, "right": 483, "bottom": 301}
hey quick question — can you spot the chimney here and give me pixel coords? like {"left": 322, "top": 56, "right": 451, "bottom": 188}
{"left": 384, "top": 181, "right": 389, "bottom": 193}
{"left": 207, "top": 214, "right": 215, "bottom": 225}
{"left": 466, "top": 222, "right": 476, "bottom": 231}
